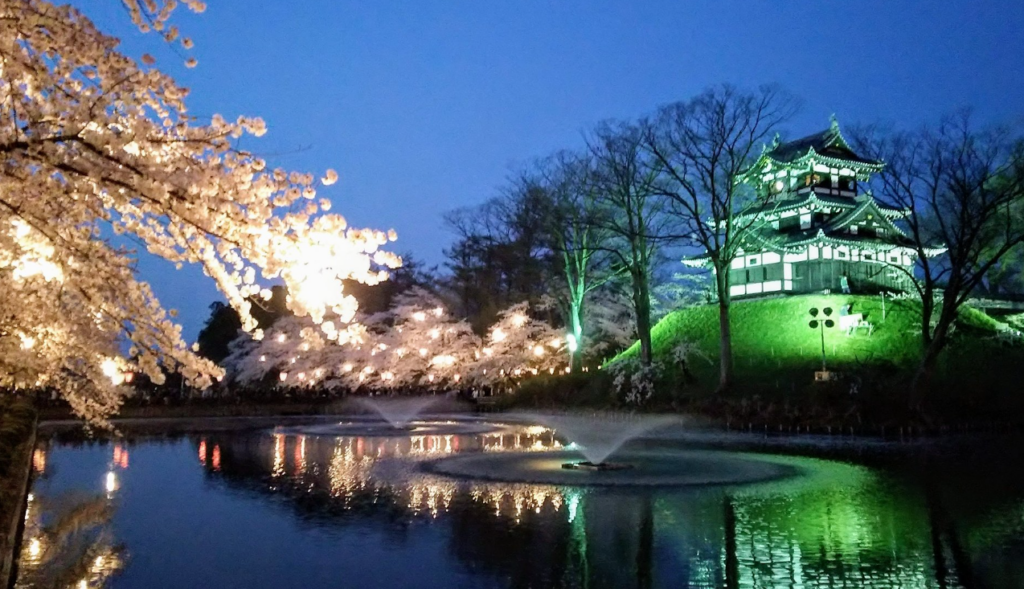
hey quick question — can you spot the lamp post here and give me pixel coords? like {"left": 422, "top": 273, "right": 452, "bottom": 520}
{"left": 808, "top": 307, "right": 835, "bottom": 373}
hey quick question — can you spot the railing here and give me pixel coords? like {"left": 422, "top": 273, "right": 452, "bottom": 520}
{"left": 967, "top": 297, "right": 1024, "bottom": 311}
{"left": 793, "top": 186, "right": 857, "bottom": 199}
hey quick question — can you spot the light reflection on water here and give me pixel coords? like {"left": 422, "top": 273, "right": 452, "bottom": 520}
{"left": 252, "top": 427, "right": 565, "bottom": 519}
{"left": 17, "top": 422, "right": 1024, "bottom": 588}
{"left": 17, "top": 445, "right": 128, "bottom": 589}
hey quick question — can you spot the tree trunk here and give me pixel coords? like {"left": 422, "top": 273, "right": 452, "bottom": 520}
{"left": 927, "top": 483, "right": 950, "bottom": 589}
{"left": 716, "top": 270, "right": 734, "bottom": 394}
{"left": 565, "top": 251, "right": 586, "bottom": 373}
{"left": 926, "top": 477, "right": 974, "bottom": 588}
{"left": 724, "top": 496, "right": 739, "bottom": 589}
{"left": 920, "top": 286, "right": 936, "bottom": 348}
{"left": 911, "top": 301, "right": 954, "bottom": 407}
{"left": 912, "top": 336, "right": 943, "bottom": 406}
{"left": 633, "top": 271, "right": 654, "bottom": 366}
{"left": 636, "top": 495, "right": 654, "bottom": 589}
{"left": 569, "top": 299, "right": 583, "bottom": 372}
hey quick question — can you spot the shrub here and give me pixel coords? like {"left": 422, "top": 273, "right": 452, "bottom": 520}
{"left": 502, "top": 372, "right": 617, "bottom": 409}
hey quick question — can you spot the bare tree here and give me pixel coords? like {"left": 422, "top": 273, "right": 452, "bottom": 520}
{"left": 642, "top": 85, "right": 798, "bottom": 392}
{"left": 855, "top": 112, "right": 1024, "bottom": 399}
{"left": 586, "top": 121, "right": 668, "bottom": 366}
{"left": 442, "top": 189, "right": 556, "bottom": 331}
{"left": 524, "top": 151, "right": 621, "bottom": 370}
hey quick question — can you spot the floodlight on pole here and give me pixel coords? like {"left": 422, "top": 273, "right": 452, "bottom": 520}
{"left": 808, "top": 307, "right": 835, "bottom": 372}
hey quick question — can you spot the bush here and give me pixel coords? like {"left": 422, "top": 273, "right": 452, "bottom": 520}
{"left": 502, "top": 372, "right": 617, "bottom": 410}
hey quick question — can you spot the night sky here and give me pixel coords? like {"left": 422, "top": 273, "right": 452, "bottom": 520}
{"left": 81, "top": 0, "right": 1024, "bottom": 340}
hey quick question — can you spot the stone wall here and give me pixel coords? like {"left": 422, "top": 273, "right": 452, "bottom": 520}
{"left": 0, "top": 402, "right": 37, "bottom": 589}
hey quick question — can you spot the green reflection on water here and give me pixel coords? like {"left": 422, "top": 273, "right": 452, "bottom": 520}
{"left": 21, "top": 425, "right": 1024, "bottom": 588}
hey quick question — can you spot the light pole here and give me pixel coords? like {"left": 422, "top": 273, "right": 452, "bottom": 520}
{"left": 808, "top": 307, "right": 835, "bottom": 373}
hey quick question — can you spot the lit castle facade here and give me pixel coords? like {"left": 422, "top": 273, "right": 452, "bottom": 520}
{"left": 712, "top": 117, "right": 934, "bottom": 298}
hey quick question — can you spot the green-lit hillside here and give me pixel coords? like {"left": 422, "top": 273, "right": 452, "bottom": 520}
{"left": 610, "top": 294, "right": 1018, "bottom": 399}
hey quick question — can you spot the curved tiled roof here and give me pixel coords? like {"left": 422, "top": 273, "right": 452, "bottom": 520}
{"left": 736, "top": 190, "right": 907, "bottom": 222}
{"left": 766, "top": 119, "right": 882, "bottom": 167}
{"left": 767, "top": 131, "right": 880, "bottom": 166}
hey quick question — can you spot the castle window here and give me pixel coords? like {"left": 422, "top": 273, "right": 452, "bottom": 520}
{"left": 850, "top": 225, "right": 858, "bottom": 235}
{"left": 890, "top": 255, "right": 899, "bottom": 263}
{"left": 837, "top": 251, "right": 848, "bottom": 259}
{"left": 864, "top": 253, "right": 873, "bottom": 261}
{"left": 800, "top": 213, "right": 811, "bottom": 229}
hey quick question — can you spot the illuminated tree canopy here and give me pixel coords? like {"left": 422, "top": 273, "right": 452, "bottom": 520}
{"left": 0, "top": 0, "right": 398, "bottom": 422}
{"left": 223, "top": 289, "right": 570, "bottom": 393}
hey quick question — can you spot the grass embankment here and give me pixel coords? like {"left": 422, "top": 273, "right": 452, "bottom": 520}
{"left": 510, "top": 294, "right": 1024, "bottom": 428}
{"left": 0, "top": 397, "right": 38, "bottom": 587}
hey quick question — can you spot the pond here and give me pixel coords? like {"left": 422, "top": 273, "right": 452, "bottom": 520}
{"left": 15, "top": 417, "right": 1024, "bottom": 588}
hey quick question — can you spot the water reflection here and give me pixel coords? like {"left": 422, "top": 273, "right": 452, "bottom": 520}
{"left": 17, "top": 447, "right": 127, "bottom": 589}
{"left": 20, "top": 425, "right": 1024, "bottom": 588}
{"left": 199, "top": 426, "right": 564, "bottom": 520}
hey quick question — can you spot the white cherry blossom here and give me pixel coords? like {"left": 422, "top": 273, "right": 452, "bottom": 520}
{"left": 0, "top": 0, "right": 398, "bottom": 423}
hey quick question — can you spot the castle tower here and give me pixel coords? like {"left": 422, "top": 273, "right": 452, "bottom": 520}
{"left": 705, "top": 117, "right": 935, "bottom": 298}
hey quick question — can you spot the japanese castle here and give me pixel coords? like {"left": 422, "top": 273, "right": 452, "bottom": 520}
{"left": 711, "top": 117, "right": 930, "bottom": 299}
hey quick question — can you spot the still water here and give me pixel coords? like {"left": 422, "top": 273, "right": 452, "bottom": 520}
{"left": 16, "top": 420, "right": 1024, "bottom": 588}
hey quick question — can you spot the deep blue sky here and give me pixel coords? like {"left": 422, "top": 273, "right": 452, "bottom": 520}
{"left": 82, "top": 1, "right": 1024, "bottom": 340}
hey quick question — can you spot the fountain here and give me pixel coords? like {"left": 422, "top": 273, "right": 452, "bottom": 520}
{"left": 357, "top": 396, "right": 441, "bottom": 429}
{"left": 523, "top": 412, "right": 681, "bottom": 470}
{"left": 424, "top": 412, "right": 802, "bottom": 487}
{"left": 273, "top": 396, "right": 504, "bottom": 437}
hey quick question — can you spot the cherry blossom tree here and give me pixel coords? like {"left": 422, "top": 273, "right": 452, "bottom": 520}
{"left": 376, "top": 288, "right": 479, "bottom": 389}
{"left": 0, "top": 0, "right": 398, "bottom": 423}
{"left": 323, "top": 288, "right": 479, "bottom": 391}
{"left": 468, "top": 301, "right": 567, "bottom": 392}
{"left": 222, "top": 314, "right": 367, "bottom": 391}
{"left": 582, "top": 288, "right": 638, "bottom": 359}
{"left": 224, "top": 293, "right": 568, "bottom": 396}
{"left": 224, "top": 288, "right": 479, "bottom": 392}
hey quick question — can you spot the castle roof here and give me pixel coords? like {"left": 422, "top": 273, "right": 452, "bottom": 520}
{"left": 737, "top": 190, "right": 907, "bottom": 223}
{"left": 750, "top": 116, "right": 884, "bottom": 174}
{"left": 683, "top": 118, "right": 946, "bottom": 269}
{"left": 742, "top": 197, "right": 945, "bottom": 255}
{"left": 768, "top": 129, "right": 880, "bottom": 167}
